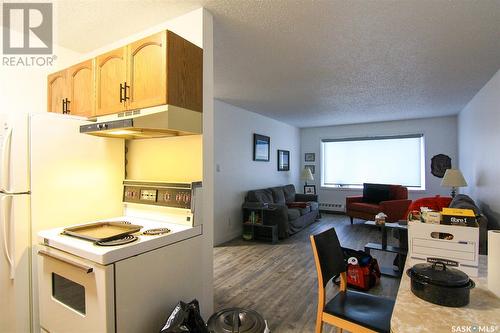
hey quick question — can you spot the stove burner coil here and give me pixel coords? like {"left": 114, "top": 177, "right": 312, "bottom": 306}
{"left": 142, "top": 228, "right": 171, "bottom": 236}
{"left": 95, "top": 235, "right": 138, "bottom": 246}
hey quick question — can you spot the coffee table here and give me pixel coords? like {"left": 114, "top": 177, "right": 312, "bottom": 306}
{"left": 364, "top": 220, "right": 408, "bottom": 278}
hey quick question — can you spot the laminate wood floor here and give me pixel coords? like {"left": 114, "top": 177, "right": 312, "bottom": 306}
{"left": 214, "top": 214, "right": 402, "bottom": 333}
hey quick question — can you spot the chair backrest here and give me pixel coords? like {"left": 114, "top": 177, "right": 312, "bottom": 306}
{"left": 389, "top": 185, "right": 408, "bottom": 200}
{"left": 310, "top": 228, "right": 346, "bottom": 287}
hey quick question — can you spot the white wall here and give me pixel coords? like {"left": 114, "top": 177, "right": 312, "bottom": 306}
{"left": 214, "top": 100, "right": 301, "bottom": 245}
{"left": 201, "top": 8, "right": 215, "bottom": 318}
{"left": 300, "top": 116, "right": 458, "bottom": 207}
{"left": 458, "top": 69, "right": 500, "bottom": 230}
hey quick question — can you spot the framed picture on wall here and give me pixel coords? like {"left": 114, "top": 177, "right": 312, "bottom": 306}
{"left": 253, "top": 134, "right": 270, "bottom": 161}
{"left": 305, "top": 153, "right": 315, "bottom": 162}
{"left": 304, "top": 184, "right": 316, "bottom": 195}
{"left": 277, "top": 150, "right": 290, "bottom": 171}
{"left": 305, "top": 164, "right": 315, "bottom": 174}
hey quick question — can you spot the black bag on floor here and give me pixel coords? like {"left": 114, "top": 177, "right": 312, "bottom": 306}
{"left": 160, "top": 299, "right": 208, "bottom": 333}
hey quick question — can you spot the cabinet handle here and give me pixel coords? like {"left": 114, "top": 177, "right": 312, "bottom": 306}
{"left": 119, "top": 83, "right": 125, "bottom": 103}
{"left": 124, "top": 82, "right": 130, "bottom": 101}
{"left": 62, "top": 99, "right": 66, "bottom": 113}
{"left": 64, "top": 98, "right": 70, "bottom": 114}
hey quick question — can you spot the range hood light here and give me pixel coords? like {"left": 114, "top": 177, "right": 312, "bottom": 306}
{"left": 105, "top": 129, "right": 138, "bottom": 136}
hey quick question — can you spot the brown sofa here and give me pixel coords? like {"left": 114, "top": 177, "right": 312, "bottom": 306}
{"left": 244, "top": 184, "right": 319, "bottom": 238}
{"left": 346, "top": 183, "right": 411, "bottom": 224}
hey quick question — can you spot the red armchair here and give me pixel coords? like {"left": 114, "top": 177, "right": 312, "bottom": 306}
{"left": 346, "top": 184, "right": 411, "bottom": 224}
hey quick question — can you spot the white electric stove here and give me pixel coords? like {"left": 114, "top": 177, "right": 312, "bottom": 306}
{"left": 39, "top": 210, "right": 202, "bottom": 265}
{"left": 36, "top": 181, "right": 206, "bottom": 333}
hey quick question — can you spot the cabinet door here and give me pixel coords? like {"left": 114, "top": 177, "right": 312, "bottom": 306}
{"left": 166, "top": 31, "right": 203, "bottom": 112}
{"left": 126, "top": 31, "right": 167, "bottom": 110}
{"left": 67, "top": 59, "right": 94, "bottom": 117}
{"left": 47, "top": 70, "right": 67, "bottom": 114}
{"left": 95, "top": 47, "right": 127, "bottom": 116}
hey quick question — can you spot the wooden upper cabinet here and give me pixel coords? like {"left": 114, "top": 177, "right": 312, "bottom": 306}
{"left": 95, "top": 47, "right": 127, "bottom": 116}
{"left": 125, "top": 30, "right": 202, "bottom": 113}
{"left": 48, "top": 30, "right": 202, "bottom": 118}
{"left": 47, "top": 70, "right": 67, "bottom": 114}
{"left": 67, "top": 60, "right": 94, "bottom": 117}
{"left": 127, "top": 32, "right": 167, "bottom": 110}
{"left": 166, "top": 31, "right": 203, "bottom": 113}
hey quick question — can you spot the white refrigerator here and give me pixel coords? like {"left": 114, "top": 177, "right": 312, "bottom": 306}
{"left": 0, "top": 112, "right": 124, "bottom": 333}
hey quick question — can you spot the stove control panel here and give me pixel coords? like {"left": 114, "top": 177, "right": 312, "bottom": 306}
{"left": 123, "top": 182, "right": 193, "bottom": 209}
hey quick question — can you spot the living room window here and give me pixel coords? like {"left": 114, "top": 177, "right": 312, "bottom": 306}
{"left": 321, "top": 134, "right": 425, "bottom": 190}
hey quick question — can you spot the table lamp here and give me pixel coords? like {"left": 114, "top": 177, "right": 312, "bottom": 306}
{"left": 441, "top": 169, "right": 467, "bottom": 198}
{"left": 301, "top": 167, "right": 314, "bottom": 185}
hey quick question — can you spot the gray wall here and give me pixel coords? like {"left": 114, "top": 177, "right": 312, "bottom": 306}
{"left": 458, "top": 69, "right": 500, "bottom": 230}
{"left": 214, "top": 100, "right": 301, "bottom": 245}
{"left": 300, "top": 116, "right": 458, "bottom": 208}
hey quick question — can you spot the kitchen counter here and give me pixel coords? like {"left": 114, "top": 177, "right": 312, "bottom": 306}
{"left": 391, "top": 255, "right": 500, "bottom": 333}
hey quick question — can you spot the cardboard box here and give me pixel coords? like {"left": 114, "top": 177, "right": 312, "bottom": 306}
{"left": 422, "top": 211, "right": 441, "bottom": 224}
{"left": 408, "top": 221, "right": 479, "bottom": 276}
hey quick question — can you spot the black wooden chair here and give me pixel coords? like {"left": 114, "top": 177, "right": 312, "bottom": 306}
{"left": 310, "top": 228, "right": 395, "bottom": 333}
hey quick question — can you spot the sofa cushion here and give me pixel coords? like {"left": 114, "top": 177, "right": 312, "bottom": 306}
{"left": 363, "top": 183, "right": 390, "bottom": 204}
{"left": 247, "top": 189, "right": 274, "bottom": 204}
{"left": 288, "top": 208, "right": 301, "bottom": 221}
{"left": 308, "top": 201, "right": 319, "bottom": 212}
{"left": 349, "top": 202, "right": 380, "bottom": 215}
{"left": 270, "top": 187, "right": 286, "bottom": 205}
{"left": 283, "top": 184, "right": 296, "bottom": 203}
{"left": 299, "top": 206, "right": 311, "bottom": 215}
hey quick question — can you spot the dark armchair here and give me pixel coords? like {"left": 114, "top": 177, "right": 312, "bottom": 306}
{"left": 346, "top": 183, "right": 411, "bottom": 224}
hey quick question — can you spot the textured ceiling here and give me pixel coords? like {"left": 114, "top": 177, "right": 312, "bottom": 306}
{"left": 54, "top": 0, "right": 500, "bottom": 127}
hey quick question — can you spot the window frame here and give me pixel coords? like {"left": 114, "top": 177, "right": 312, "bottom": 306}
{"left": 320, "top": 134, "right": 426, "bottom": 190}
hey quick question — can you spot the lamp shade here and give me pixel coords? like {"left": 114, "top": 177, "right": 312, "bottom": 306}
{"left": 301, "top": 167, "right": 314, "bottom": 182}
{"left": 441, "top": 169, "right": 467, "bottom": 187}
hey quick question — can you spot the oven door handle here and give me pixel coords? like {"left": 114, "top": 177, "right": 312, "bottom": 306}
{"left": 38, "top": 250, "right": 94, "bottom": 274}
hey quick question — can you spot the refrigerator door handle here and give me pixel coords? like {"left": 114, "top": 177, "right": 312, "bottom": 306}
{"left": 1, "top": 195, "right": 14, "bottom": 280}
{"left": 1, "top": 127, "right": 12, "bottom": 192}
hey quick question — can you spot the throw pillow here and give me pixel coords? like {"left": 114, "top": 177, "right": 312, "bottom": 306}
{"left": 363, "top": 183, "right": 391, "bottom": 204}
{"left": 287, "top": 202, "right": 309, "bottom": 209}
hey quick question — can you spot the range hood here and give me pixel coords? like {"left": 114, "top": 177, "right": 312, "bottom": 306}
{"left": 80, "top": 105, "right": 202, "bottom": 139}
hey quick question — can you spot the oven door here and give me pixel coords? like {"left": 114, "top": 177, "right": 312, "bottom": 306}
{"left": 37, "top": 245, "right": 115, "bottom": 333}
